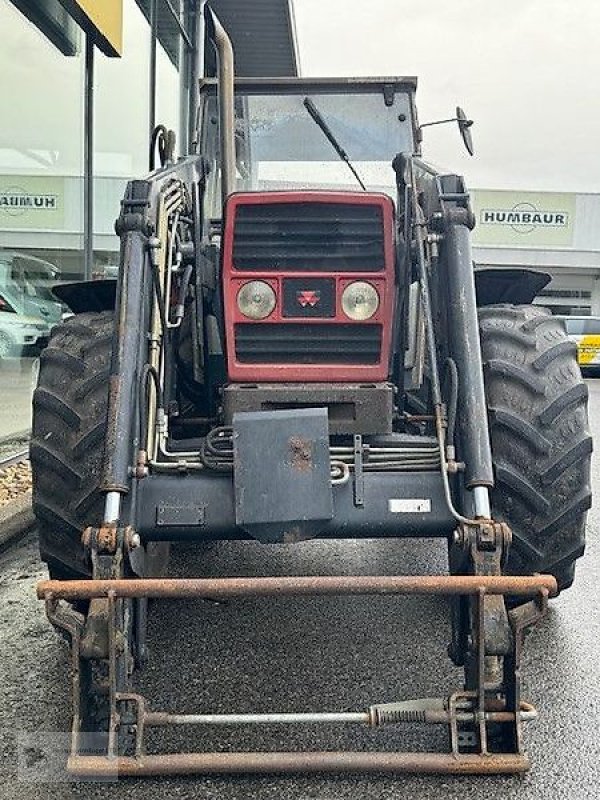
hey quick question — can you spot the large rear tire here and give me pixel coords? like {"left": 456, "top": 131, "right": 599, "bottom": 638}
{"left": 479, "top": 304, "right": 592, "bottom": 592}
{"left": 31, "top": 311, "right": 113, "bottom": 580}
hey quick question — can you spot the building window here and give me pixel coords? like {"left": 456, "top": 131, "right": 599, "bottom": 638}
{"left": 0, "top": 0, "right": 193, "bottom": 441}
{"left": 0, "top": 0, "right": 86, "bottom": 437}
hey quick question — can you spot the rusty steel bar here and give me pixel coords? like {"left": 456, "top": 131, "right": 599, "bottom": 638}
{"left": 37, "top": 574, "right": 558, "bottom": 601}
{"left": 67, "top": 751, "right": 530, "bottom": 777}
{"left": 146, "top": 710, "right": 369, "bottom": 726}
{"left": 143, "top": 708, "right": 535, "bottom": 728}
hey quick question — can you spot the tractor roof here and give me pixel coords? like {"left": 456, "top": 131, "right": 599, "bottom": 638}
{"left": 199, "top": 77, "right": 418, "bottom": 94}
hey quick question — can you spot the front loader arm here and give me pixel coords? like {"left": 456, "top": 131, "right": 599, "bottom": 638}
{"left": 99, "top": 157, "right": 206, "bottom": 528}
{"left": 399, "top": 155, "right": 495, "bottom": 517}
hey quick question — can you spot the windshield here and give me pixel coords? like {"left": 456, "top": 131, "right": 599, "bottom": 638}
{"left": 201, "top": 87, "right": 414, "bottom": 217}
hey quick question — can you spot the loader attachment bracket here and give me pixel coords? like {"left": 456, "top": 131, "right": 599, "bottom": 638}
{"left": 37, "top": 557, "right": 555, "bottom": 778}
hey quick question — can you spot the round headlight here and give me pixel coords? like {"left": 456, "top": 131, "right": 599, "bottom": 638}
{"left": 237, "top": 281, "right": 276, "bottom": 320}
{"left": 341, "top": 281, "right": 379, "bottom": 321}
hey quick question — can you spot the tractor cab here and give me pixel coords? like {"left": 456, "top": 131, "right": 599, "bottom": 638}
{"left": 199, "top": 77, "right": 419, "bottom": 214}
{"left": 195, "top": 78, "right": 419, "bottom": 392}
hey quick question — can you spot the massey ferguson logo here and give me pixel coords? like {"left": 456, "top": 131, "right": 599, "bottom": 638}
{"left": 0, "top": 186, "right": 58, "bottom": 217}
{"left": 297, "top": 290, "right": 320, "bottom": 308}
{"left": 480, "top": 202, "right": 568, "bottom": 234}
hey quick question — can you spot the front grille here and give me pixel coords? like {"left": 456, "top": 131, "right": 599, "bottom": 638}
{"left": 235, "top": 323, "right": 382, "bottom": 364}
{"left": 233, "top": 202, "right": 386, "bottom": 271}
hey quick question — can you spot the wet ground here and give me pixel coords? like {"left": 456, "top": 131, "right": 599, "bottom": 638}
{"left": 0, "top": 383, "right": 599, "bottom": 799}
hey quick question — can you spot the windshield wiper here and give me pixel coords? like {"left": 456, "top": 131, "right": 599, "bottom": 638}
{"left": 303, "top": 97, "right": 367, "bottom": 191}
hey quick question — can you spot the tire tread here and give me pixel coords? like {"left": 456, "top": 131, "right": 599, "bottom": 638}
{"left": 480, "top": 304, "right": 591, "bottom": 592}
{"left": 31, "top": 311, "right": 113, "bottom": 580}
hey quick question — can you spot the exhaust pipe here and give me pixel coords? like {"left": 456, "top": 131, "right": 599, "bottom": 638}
{"left": 204, "top": 4, "right": 236, "bottom": 208}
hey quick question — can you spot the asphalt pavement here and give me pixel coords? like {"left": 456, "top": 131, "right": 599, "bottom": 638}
{"left": 0, "top": 383, "right": 599, "bottom": 799}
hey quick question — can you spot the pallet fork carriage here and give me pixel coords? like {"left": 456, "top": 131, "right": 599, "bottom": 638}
{"left": 37, "top": 521, "right": 555, "bottom": 777}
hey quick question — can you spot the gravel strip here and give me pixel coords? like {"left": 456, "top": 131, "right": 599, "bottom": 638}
{"left": 0, "top": 458, "right": 34, "bottom": 549}
{"left": 0, "top": 462, "right": 31, "bottom": 508}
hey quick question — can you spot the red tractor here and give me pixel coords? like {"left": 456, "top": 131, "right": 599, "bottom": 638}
{"left": 32, "top": 5, "right": 591, "bottom": 778}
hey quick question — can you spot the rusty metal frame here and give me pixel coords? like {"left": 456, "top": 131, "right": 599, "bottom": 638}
{"left": 38, "top": 574, "right": 556, "bottom": 601}
{"left": 38, "top": 573, "right": 554, "bottom": 778}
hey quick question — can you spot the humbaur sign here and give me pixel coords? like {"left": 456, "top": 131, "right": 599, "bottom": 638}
{"left": 471, "top": 190, "right": 575, "bottom": 246}
{"left": 0, "top": 176, "right": 64, "bottom": 230}
{"left": 0, "top": 187, "right": 58, "bottom": 217}
{"left": 480, "top": 203, "right": 569, "bottom": 233}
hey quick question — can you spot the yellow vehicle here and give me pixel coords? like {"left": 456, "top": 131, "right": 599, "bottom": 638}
{"left": 557, "top": 315, "right": 600, "bottom": 372}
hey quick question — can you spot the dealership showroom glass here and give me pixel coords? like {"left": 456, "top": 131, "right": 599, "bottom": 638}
{"left": 1, "top": 1, "right": 600, "bottom": 437}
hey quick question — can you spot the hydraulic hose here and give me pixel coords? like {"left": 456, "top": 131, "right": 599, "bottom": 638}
{"left": 444, "top": 357, "right": 459, "bottom": 450}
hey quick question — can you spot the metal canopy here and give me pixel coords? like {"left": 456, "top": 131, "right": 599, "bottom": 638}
{"left": 199, "top": 76, "right": 419, "bottom": 93}
{"left": 206, "top": 0, "right": 298, "bottom": 77}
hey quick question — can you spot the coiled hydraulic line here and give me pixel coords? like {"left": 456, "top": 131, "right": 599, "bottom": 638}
{"left": 199, "top": 426, "right": 234, "bottom": 472}
{"left": 194, "top": 427, "right": 440, "bottom": 476}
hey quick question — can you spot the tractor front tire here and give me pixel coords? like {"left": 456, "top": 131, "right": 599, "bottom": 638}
{"left": 30, "top": 311, "right": 113, "bottom": 580}
{"left": 479, "top": 304, "right": 592, "bottom": 593}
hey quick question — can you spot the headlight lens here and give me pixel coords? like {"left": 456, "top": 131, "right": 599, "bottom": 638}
{"left": 237, "top": 281, "right": 276, "bottom": 320}
{"left": 341, "top": 281, "right": 379, "bottom": 321}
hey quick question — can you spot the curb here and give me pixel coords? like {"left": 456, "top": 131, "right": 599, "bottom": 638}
{"left": 0, "top": 429, "right": 31, "bottom": 447}
{"left": 0, "top": 492, "right": 35, "bottom": 550}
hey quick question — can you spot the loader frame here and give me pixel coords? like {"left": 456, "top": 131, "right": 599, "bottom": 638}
{"left": 95, "top": 150, "right": 497, "bottom": 545}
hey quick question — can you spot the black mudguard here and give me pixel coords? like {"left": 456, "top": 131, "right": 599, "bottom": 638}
{"left": 474, "top": 268, "right": 551, "bottom": 307}
{"left": 53, "top": 279, "right": 117, "bottom": 314}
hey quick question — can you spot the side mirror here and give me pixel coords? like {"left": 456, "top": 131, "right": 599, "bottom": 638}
{"left": 456, "top": 106, "right": 474, "bottom": 156}
{"left": 419, "top": 107, "right": 475, "bottom": 156}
